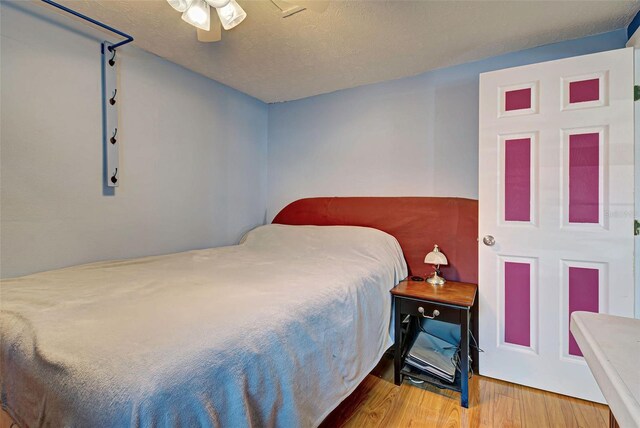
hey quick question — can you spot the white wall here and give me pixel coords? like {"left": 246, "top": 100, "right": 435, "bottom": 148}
{"left": 267, "top": 30, "right": 627, "bottom": 220}
{"left": 0, "top": 2, "right": 268, "bottom": 278}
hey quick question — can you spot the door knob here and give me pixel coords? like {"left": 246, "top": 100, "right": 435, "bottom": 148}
{"left": 483, "top": 235, "right": 495, "bottom": 246}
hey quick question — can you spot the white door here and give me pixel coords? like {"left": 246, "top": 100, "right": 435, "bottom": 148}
{"left": 478, "top": 47, "right": 634, "bottom": 403}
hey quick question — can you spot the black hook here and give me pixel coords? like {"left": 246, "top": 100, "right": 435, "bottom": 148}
{"left": 108, "top": 49, "right": 116, "bottom": 67}
{"left": 110, "top": 168, "right": 118, "bottom": 184}
{"left": 109, "top": 89, "right": 117, "bottom": 105}
{"left": 110, "top": 128, "right": 118, "bottom": 145}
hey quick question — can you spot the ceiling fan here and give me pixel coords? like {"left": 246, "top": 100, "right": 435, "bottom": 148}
{"left": 166, "top": 0, "right": 329, "bottom": 43}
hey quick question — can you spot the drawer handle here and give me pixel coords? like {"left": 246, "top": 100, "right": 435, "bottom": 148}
{"left": 418, "top": 307, "right": 440, "bottom": 319}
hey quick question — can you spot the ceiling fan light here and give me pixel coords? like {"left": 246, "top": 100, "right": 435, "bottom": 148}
{"left": 216, "top": 0, "right": 246, "bottom": 30}
{"left": 204, "top": 0, "right": 230, "bottom": 8}
{"left": 167, "top": 0, "right": 192, "bottom": 12}
{"left": 182, "top": 0, "right": 211, "bottom": 30}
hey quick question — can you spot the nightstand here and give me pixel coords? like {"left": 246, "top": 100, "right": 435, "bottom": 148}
{"left": 391, "top": 278, "right": 478, "bottom": 408}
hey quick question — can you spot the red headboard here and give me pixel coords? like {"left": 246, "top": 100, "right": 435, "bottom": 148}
{"left": 272, "top": 197, "right": 478, "bottom": 284}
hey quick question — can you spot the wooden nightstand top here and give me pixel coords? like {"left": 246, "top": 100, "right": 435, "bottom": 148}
{"left": 391, "top": 278, "right": 477, "bottom": 308}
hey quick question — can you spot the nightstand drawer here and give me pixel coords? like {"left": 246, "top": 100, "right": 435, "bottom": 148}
{"left": 398, "top": 298, "right": 460, "bottom": 324}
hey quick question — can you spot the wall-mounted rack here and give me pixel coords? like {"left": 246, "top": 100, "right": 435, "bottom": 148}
{"left": 40, "top": 0, "right": 134, "bottom": 189}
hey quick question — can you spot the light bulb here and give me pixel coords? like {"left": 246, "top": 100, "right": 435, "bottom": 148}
{"left": 181, "top": 0, "right": 210, "bottom": 30}
{"left": 187, "top": 7, "right": 206, "bottom": 24}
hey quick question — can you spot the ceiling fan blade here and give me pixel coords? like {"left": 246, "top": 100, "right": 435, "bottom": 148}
{"left": 197, "top": 17, "right": 222, "bottom": 42}
{"left": 295, "top": 0, "right": 329, "bottom": 13}
{"left": 271, "top": 0, "right": 305, "bottom": 17}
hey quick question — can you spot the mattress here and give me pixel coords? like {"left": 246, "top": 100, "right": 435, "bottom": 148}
{"left": 0, "top": 224, "right": 407, "bottom": 427}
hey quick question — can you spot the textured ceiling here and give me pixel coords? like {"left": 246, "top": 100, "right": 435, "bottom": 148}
{"left": 36, "top": 0, "right": 640, "bottom": 103}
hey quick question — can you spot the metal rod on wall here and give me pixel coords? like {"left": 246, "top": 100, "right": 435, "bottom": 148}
{"left": 40, "top": 0, "right": 133, "bottom": 189}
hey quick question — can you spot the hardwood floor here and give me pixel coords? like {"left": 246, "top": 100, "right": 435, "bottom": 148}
{"left": 0, "top": 408, "right": 16, "bottom": 428}
{"left": 321, "top": 355, "right": 609, "bottom": 428}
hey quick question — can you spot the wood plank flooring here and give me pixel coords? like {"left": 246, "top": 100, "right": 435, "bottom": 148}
{"left": 320, "top": 355, "right": 609, "bottom": 428}
{"left": 0, "top": 408, "right": 16, "bottom": 428}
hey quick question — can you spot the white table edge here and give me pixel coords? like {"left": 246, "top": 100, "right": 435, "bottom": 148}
{"left": 570, "top": 311, "right": 640, "bottom": 428}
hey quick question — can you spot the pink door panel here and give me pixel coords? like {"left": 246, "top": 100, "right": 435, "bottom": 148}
{"left": 568, "top": 132, "right": 600, "bottom": 224}
{"left": 504, "top": 138, "right": 532, "bottom": 222}
{"left": 504, "top": 261, "right": 531, "bottom": 347}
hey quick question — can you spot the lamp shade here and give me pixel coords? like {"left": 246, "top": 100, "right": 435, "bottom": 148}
{"left": 167, "top": 0, "right": 192, "bottom": 12}
{"left": 205, "top": 0, "right": 230, "bottom": 8}
{"left": 424, "top": 245, "right": 448, "bottom": 266}
{"left": 216, "top": 0, "right": 246, "bottom": 30}
{"left": 182, "top": 0, "right": 211, "bottom": 30}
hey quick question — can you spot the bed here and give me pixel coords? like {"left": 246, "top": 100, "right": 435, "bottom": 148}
{"left": 0, "top": 196, "right": 478, "bottom": 427}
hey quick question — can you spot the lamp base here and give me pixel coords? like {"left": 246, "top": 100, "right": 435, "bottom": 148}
{"left": 426, "top": 273, "right": 446, "bottom": 286}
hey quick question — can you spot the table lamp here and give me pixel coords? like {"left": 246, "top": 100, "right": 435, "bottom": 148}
{"left": 424, "top": 244, "right": 448, "bottom": 285}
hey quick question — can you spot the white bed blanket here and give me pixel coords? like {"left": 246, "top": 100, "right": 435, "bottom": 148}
{"left": 0, "top": 225, "right": 407, "bottom": 427}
